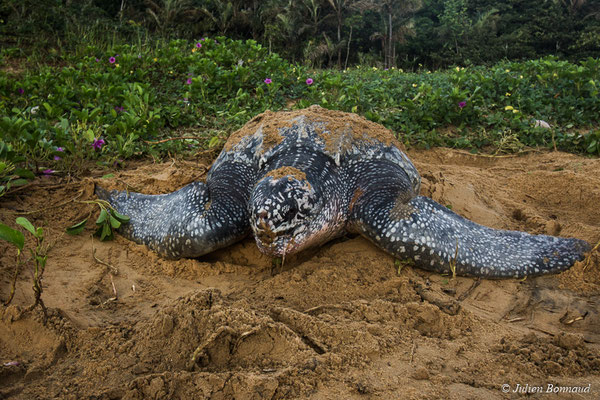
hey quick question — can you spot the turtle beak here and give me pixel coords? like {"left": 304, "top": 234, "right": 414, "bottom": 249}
{"left": 254, "top": 232, "right": 297, "bottom": 257}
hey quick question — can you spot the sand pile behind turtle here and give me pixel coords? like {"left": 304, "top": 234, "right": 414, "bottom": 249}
{"left": 0, "top": 147, "right": 599, "bottom": 399}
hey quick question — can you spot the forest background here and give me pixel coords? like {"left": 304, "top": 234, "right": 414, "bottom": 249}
{"left": 2, "top": 0, "right": 600, "bottom": 70}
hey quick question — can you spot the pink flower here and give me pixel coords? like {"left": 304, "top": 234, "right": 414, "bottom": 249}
{"left": 42, "top": 169, "right": 54, "bottom": 175}
{"left": 95, "top": 58, "right": 100, "bottom": 62}
{"left": 186, "top": 78, "right": 192, "bottom": 85}
{"left": 92, "top": 138, "right": 105, "bottom": 150}
{"left": 264, "top": 78, "right": 272, "bottom": 84}
{"left": 56, "top": 147, "right": 64, "bottom": 152}
{"left": 17, "top": 88, "right": 24, "bottom": 95}
{"left": 109, "top": 57, "right": 116, "bottom": 64}
{"left": 196, "top": 42, "right": 202, "bottom": 48}
{"left": 54, "top": 156, "right": 61, "bottom": 161}
{"left": 458, "top": 101, "right": 467, "bottom": 109}
{"left": 306, "top": 78, "right": 313, "bottom": 85}
{"left": 3, "top": 361, "right": 20, "bottom": 367}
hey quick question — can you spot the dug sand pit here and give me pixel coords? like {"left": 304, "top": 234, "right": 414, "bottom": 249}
{"left": 1, "top": 148, "right": 599, "bottom": 399}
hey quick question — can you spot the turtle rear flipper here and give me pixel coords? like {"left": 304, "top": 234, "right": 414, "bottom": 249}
{"left": 95, "top": 182, "right": 250, "bottom": 259}
{"left": 347, "top": 166, "right": 590, "bottom": 278}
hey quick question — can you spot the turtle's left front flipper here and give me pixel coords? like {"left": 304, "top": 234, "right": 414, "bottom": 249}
{"left": 95, "top": 179, "right": 251, "bottom": 259}
{"left": 348, "top": 171, "right": 590, "bottom": 278}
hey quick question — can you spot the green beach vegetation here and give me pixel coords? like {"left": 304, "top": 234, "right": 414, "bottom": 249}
{"left": 1, "top": 0, "right": 599, "bottom": 193}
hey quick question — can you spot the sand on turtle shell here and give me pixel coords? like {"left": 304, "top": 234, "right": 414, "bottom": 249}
{"left": 265, "top": 166, "right": 308, "bottom": 183}
{"left": 0, "top": 147, "right": 599, "bottom": 399}
{"left": 224, "top": 105, "right": 403, "bottom": 155}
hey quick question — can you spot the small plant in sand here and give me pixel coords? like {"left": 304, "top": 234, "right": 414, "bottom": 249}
{"left": 66, "top": 198, "right": 130, "bottom": 241}
{"left": 0, "top": 142, "right": 35, "bottom": 197}
{"left": 0, "top": 217, "right": 49, "bottom": 321}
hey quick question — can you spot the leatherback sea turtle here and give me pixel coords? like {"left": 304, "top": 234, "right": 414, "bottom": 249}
{"left": 96, "top": 106, "right": 590, "bottom": 278}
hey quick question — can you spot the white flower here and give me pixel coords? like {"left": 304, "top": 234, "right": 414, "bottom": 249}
{"left": 534, "top": 119, "right": 551, "bottom": 129}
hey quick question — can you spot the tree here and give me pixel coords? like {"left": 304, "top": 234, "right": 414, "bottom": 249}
{"left": 361, "top": 0, "right": 422, "bottom": 68}
{"left": 325, "top": 0, "right": 362, "bottom": 67}
{"left": 439, "top": 0, "right": 470, "bottom": 56}
{"left": 145, "top": 0, "right": 197, "bottom": 38}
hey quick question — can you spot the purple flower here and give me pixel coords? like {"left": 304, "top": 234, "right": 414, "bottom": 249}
{"left": 95, "top": 58, "right": 100, "bottom": 62}
{"left": 92, "top": 138, "right": 105, "bottom": 150}
{"left": 183, "top": 98, "right": 188, "bottom": 101}
{"left": 109, "top": 57, "right": 116, "bottom": 64}
{"left": 17, "top": 88, "right": 24, "bottom": 95}
{"left": 114, "top": 106, "right": 124, "bottom": 113}
{"left": 458, "top": 101, "right": 467, "bottom": 109}
{"left": 42, "top": 169, "right": 54, "bottom": 175}
{"left": 306, "top": 78, "right": 313, "bottom": 85}
{"left": 196, "top": 42, "right": 202, "bottom": 48}
{"left": 56, "top": 147, "right": 64, "bottom": 152}
{"left": 138, "top": 54, "right": 142, "bottom": 59}
{"left": 54, "top": 156, "right": 61, "bottom": 161}
{"left": 186, "top": 78, "right": 192, "bottom": 85}
{"left": 3, "top": 361, "right": 20, "bottom": 367}
{"left": 264, "top": 78, "right": 272, "bottom": 84}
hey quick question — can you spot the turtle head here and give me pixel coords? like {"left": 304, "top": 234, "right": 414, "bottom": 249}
{"left": 250, "top": 173, "right": 326, "bottom": 257}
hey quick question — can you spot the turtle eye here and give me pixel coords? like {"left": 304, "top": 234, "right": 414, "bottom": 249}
{"left": 282, "top": 205, "right": 298, "bottom": 221}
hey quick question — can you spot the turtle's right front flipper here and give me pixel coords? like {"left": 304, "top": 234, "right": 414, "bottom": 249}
{"left": 96, "top": 181, "right": 250, "bottom": 259}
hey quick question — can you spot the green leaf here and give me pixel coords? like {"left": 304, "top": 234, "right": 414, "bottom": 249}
{"left": 96, "top": 209, "right": 109, "bottom": 225}
{"left": 60, "top": 118, "right": 69, "bottom": 132}
{"left": 84, "top": 129, "right": 95, "bottom": 142}
{"left": 10, "top": 179, "right": 28, "bottom": 187}
{"left": 89, "top": 108, "right": 101, "bottom": 120}
{"left": 36, "top": 255, "right": 47, "bottom": 269}
{"left": 66, "top": 218, "right": 88, "bottom": 235}
{"left": 0, "top": 223, "right": 25, "bottom": 251}
{"left": 36, "top": 227, "right": 44, "bottom": 238}
{"left": 14, "top": 168, "right": 35, "bottom": 179}
{"left": 42, "top": 102, "right": 53, "bottom": 115}
{"left": 111, "top": 210, "right": 130, "bottom": 223}
{"left": 100, "top": 222, "right": 113, "bottom": 241}
{"left": 208, "top": 136, "right": 220, "bottom": 147}
{"left": 101, "top": 173, "right": 115, "bottom": 179}
{"left": 109, "top": 215, "right": 121, "bottom": 229}
{"left": 16, "top": 217, "right": 36, "bottom": 235}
